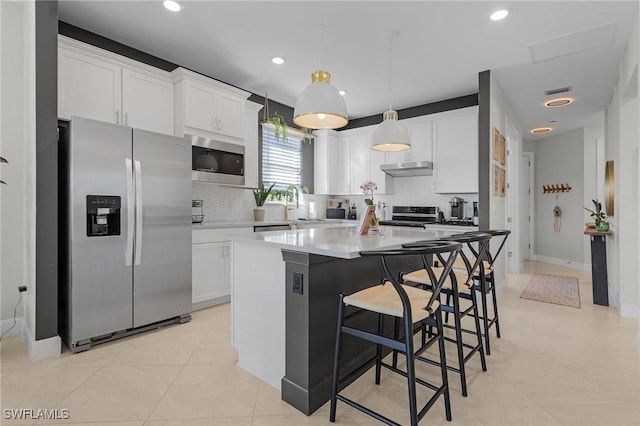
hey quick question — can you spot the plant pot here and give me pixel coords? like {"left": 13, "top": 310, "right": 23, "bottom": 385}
{"left": 253, "top": 208, "right": 265, "bottom": 222}
{"left": 596, "top": 222, "right": 609, "bottom": 232}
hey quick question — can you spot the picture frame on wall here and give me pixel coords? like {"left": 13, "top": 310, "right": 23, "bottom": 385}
{"left": 499, "top": 167, "right": 506, "bottom": 197}
{"left": 492, "top": 164, "right": 500, "bottom": 196}
{"left": 499, "top": 134, "right": 506, "bottom": 165}
{"left": 492, "top": 127, "right": 500, "bottom": 161}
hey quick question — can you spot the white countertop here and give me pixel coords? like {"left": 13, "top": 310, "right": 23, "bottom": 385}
{"left": 231, "top": 225, "right": 460, "bottom": 259}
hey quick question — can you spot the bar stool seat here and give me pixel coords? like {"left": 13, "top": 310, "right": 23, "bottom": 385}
{"left": 344, "top": 281, "right": 439, "bottom": 322}
{"left": 402, "top": 268, "right": 473, "bottom": 290}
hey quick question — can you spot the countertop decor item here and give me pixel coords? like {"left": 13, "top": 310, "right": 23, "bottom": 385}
{"left": 584, "top": 199, "right": 608, "bottom": 231}
{"left": 360, "top": 181, "right": 379, "bottom": 234}
{"left": 253, "top": 182, "right": 276, "bottom": 221}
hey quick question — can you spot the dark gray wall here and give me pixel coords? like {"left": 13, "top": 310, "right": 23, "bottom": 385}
{"left": 478, "top": 71, "right": 491, "bottom": 230}
{"left": 36, "top": 0, "right": 59, "bottom": 340}
{"left": 344, "top": 93, "right": 478, "bottom": 130}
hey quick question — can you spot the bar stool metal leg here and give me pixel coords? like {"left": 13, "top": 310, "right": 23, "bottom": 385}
{"left": 329, "top": 293, "right": 345, "bottom": 423}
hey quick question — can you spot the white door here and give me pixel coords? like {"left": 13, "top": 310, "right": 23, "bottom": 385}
{"left": 58, "top": 48, "right": 121, "bottom": 123}
{"left": 122, "top": 69, "right": 174, "bottom": 135}
{"left": 406, "top": 120, "right": 433, "bottom": 162}
{"left": 520, "top": 153, "right": 534, "bottom": 261}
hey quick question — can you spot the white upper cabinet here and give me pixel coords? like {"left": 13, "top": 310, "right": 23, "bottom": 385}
{"left": 314, "top": 130, "right": 339, "bottom": 194}
{"left": 172, "top": 68, "right": 249, "bottom": 142}
{"left": 58, "top": 43, "right": 122, "bottom": 124}
{"left": 336, "top": 136, "right": 352, "bottom": 195}
{"left": 350, "top": 133, "right": 370, "bottom": 194}
{"left": 432, "top": 107, "right": 478, "bottom": 193}
{"left": 406, "top": 120, "right": 433, "bottom": 162}
{"left": 58, "top": 36, "right": 174, "bottom": 135}
{"left": 122, "top": 68, "right": 173, "bottom": 135}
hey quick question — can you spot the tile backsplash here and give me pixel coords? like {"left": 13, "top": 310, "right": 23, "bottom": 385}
{"left": 192, "top": 182, "right": 331, "bottom": 222}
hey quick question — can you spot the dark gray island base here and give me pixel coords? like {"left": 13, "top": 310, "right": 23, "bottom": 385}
{"left": 281, "top": 249, "right": 425, "bottom": 415}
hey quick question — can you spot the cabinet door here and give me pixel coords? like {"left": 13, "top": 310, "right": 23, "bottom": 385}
{"left": 192, "top": 241, "right": 230, "bottom": 304}
{"left": 433, "top": 113, "right": 478, "bottom": 193}
{"left": 336, "top": 136, "right": 352, "bottom": 195}
{"left": 217, "top": 92, "right": 245, "bottom": 139}
{"left": 350, "top": 133, "right": 371, "bottom": 194}
{"left": 122, "top": 69, "right": 174, "bottom": 135}
{"left": 58, "top": 48, "right": 121, "bottom": 123}
{"left": 184, "top": 81, "right": 217, "bottom": 132}
{"left": 370, "top": 148, "right": 387, "bottom": 194}
{"left": 407, "top": 121, "right": 433, "bottom": 162}
{"left": 243, "top": 106, "right": 260, "bottom": 188}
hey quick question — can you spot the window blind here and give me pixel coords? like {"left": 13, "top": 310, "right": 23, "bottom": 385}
{"left": 261, "top": 125, "right": 303, "bottom": 190}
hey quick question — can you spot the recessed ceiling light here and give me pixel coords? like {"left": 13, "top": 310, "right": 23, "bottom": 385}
{"left": 490, "top": 9, "right": 509, "bottom": 21}
{"left": 339, "top": 90, "right": 346, "bottom": 96}
{"left": 163, "top": 0, "right": 182, "bottom": 12}
{"left": 271, "top": 56, "right": 285, "bottom": 65}
{"left": 544, "top": 97, "right": 574, "bottom": 108}
{"left": 531, "top": 127, "right": 553, "bottom": 135}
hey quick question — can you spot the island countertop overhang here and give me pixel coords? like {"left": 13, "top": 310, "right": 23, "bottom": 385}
{"left": 229, "top": 226, "right": 459, "bottom": 259}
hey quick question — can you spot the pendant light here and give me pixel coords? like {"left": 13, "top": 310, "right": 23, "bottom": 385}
{"left": 372, "top": 31, "right": 410, "bottom": 152}
{"left": 293, "top": 6, "right": 348, "bottom": 130}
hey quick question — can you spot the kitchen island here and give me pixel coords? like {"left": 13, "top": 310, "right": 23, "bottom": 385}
{"left": 229, "top": 225, "right": 458, "bottom": 415}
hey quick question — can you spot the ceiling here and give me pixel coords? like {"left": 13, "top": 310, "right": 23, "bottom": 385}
{"left": 58, "top": 1, "right": 638, "bottom": 140}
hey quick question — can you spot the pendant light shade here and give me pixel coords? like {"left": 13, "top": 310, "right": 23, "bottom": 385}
{"left": 372, "top": 31, "right": 410, "bottom": 152}
{"left": 372, "top": 110, "right": 411, "bottom": 152}
{"left": 294, "top": 71, "right": 348, "bottom": 130}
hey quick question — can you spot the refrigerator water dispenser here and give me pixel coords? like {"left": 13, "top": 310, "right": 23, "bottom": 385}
{"left": 86, "top": 195, "right": 121, "bottom": 237}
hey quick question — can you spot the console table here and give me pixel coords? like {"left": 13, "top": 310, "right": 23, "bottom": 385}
{"left": 584, "top": 228, "right": 612, "bottom": 306}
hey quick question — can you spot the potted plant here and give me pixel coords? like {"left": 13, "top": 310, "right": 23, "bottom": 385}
{"left": 253, "top": 182, "right": 276, "bottom": 221}
{"left": 584, "top": 199, "right": 609, "bottom": 231}
{"left": 261, "top": 94, "right": 288, "bottom": 141}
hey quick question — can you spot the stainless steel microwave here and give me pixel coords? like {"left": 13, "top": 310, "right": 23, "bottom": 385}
{"left": 188, "top": 135, "right": 245, "bottom": 185}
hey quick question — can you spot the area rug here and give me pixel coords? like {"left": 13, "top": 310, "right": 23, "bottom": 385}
{"left": 520, "top": 273, "right": 581, "bottom": 308}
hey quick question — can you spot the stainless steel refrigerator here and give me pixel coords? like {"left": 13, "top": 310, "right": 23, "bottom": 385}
{"left": 59, "top": 117, "right": 192, "bottom": 352}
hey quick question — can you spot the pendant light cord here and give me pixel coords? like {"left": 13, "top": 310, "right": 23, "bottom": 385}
{"left": 319, "top": 5, "right": 324, "bottom": 70}
{"left": 387, "top": 31, "right": 399, "bottom": 112}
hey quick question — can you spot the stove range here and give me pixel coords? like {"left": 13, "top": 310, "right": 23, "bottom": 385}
{"left": 442, "top": 219, "right": 476, "bottom": 226}
{"left": 379, "top": 206, "right": 439, "bottom": 228}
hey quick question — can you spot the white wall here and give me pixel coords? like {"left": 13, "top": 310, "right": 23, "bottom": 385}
{"left": 0, "top": 0, "right": 27, "bottom": 336}
{"left": 489, "top": 72, "right": 524, "bottom": 291}
{"left": 605, "top": 16, "right": 639, "bottom": 321}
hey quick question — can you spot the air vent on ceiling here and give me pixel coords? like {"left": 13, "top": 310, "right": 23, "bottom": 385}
{"left": 545, "top": 86, "right": 572, "bottom": 96}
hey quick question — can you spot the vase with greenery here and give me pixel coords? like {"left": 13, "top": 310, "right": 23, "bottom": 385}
{"left": 252, "top": 182, "right": 276, "bottom": 221}
{"left": 361, "top": 181, "right": 379, "bottom": 232}
{"left": 584, "top": 199, "right": 609, "bottom": 231}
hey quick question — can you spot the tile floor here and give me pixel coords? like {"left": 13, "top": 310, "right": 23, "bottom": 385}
{"left": 1, "top": 261, "right": 638, "bottom": 425}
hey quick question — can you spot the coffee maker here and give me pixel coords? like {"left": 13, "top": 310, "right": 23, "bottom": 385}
{"left": 472, "top": 201, "right": 479, "bottom": 225}
{"left": 449, "top": 196, "right": 466, "bottom": 220}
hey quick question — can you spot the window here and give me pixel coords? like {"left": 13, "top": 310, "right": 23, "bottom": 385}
{"left": 261, "top": 124, "right": 303, "bottom": 190}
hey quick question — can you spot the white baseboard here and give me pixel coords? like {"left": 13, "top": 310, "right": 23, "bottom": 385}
{"left": 620, "top": 304, "right": 639, "bottom": 319}
{"left": 1, "top": 316, "right": 24, "bottom": 337}
{"left": 532, "top": 254, "right": 591, "bottom": 271}
{"left": 22, "top": 325, "right": 61, "bottom": 360}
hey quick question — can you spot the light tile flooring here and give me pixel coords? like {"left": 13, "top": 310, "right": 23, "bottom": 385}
{"left": 1, "top": 261, "right": 638, "bottom": 425}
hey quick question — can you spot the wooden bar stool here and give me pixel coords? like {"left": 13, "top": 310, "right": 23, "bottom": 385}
{"left": 329, "top": 241, "right": 462, "bottom": 426}
{"left": 401, "top": 233, "right": 491, "bottom": 397}
{"left": 468, "top": 229, "right": 511, "bottom": 355}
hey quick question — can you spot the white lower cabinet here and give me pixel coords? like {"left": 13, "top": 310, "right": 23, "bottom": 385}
{"left": 192, "top": 241, "right": 231, "bottom": 307}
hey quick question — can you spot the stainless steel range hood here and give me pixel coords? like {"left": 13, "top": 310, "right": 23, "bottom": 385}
{"left": 380, "top": 161, "right": 433, "bottom": 177}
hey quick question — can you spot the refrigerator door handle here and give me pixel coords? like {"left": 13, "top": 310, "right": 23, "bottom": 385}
{"left": 134, "top": 160, "right": 143, "bottom": 265}
{"left": 125, "top": 158, "right": 134, "bottom": 266}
